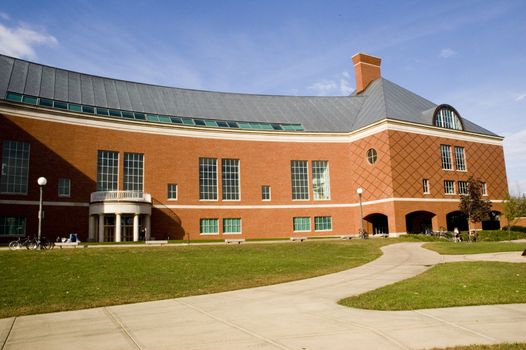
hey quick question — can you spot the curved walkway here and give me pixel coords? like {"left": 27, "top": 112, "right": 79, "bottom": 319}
{"left": 1, "top": 243, "right": 525, "bottom": 350}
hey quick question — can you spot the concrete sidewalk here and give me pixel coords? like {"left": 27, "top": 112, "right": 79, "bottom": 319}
{"left": 1, "top": 243, "right": 525, "bottom": 350}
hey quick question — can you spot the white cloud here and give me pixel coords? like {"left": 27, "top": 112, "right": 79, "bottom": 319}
{"left": 0, "top": 12, "right": 10, "bottom": 21}
{"left": 308, "top": 72, "right": 354, "bottom": 96}
{"left": 0, "top": 23, "right": 57, "bottom": 60}
{"left": 513, "top": 93, "right": 526, "bottom": 102}
{"left": 439, "top": 48, "right": 457, "bottom": 58}
{"left": 504, "top": 127, "right": 526, "bottom": 196}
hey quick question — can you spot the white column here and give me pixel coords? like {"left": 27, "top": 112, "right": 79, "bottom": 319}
{"left": 145, "top": 214, "right": 151, "bottom": 240}
{"left": 88, "top": 216, "right": 96, "bottom": 241}
{"left": 115, "top": 213, "right": 122, "bottom": 242}
{"left": 98, "top": 214, "right": 104, "bottom": 242}
{"left": 133, "top": 214, "right": 139, "bottom": 242}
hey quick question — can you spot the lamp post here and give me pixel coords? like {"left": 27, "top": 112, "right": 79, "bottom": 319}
{"left": 37, "top": 177, "right": 47, "bottom": 243}
{"left": 356, "top": 187, "right": 364, "bottom": 234}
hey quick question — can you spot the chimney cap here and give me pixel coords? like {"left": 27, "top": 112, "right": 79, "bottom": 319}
{"left": 351, "top": 52, "right": 382, "bottom": 66}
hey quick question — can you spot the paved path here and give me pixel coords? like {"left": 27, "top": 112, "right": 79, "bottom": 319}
{"left": 1, "top": 243, "right": 525, "bottom": 350}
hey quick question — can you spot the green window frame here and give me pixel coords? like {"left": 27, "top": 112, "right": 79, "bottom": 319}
{"left": 0, "top": 216, "right": 26, "bottom": 236}
{"left": 223, "top": 218, "right": 241, "bottom": 234}
{"left": 314, "top": 216, "right": 332, "bottom": 231}
{"left": 58, "top": 178, "right": 71, "bottom": 197}
{"left": 293, "top": 217, "right": 311, "bottom": 232}
{"left": 200, "top": 218, "right": 218, "bottom": 235}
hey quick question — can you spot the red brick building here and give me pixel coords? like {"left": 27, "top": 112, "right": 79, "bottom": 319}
{"left": 0, "top": 52, "right": 507, "bottom": 242}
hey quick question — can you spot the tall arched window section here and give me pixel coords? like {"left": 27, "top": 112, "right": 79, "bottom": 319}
{"left": 433, "top": 105, "right": 463, "bottom": 131}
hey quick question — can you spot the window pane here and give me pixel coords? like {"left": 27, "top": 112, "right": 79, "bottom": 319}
{"left": 58, "top": 178, "right": 71, "bottom": 197}
{"left": 314, "top": 216, "right": 332, "bottom": 231}
{"left": 223, "top": 218, "right": 241, "bottom": 233}
{"left": 124, "top": 153, "right": 144, "bottom": 191}
{"left": 199, "top": 158, "right": 217, "bottom": 200}
{"left": 96, "top": 150, "right": 119, "bottom": 191}
{"left": 200, "top": 218, "right": 218, "bottom": 234}
{"left": 0, "top": 216, "right": 26, "bottom": 236}
{"left": 293, "top": 217, "right": 311, "bottom": 232}
{"left": 458, "top": 181, "right": 468, "bottom": 195}
{"left": 312, "top": 161, "right": 330, "bottom": 200}
{"left": 454, "top": 146, "right": 466, "bottom": 171}
{"left": 440, "top": 145, "right": 452, "bottom": 170}
{"left": 291, "top": 160, "right": 309, "bottom": 200}
{"left": 222, "top": 159, "right": 240, "bottom": 200}
{"left": 262, "top": 185, "right": 271, "bottom": 200}
{"left": 422, "top": 179, "right": 429, "bottom": 194}
{"left": 444, "top": 180, "right": 455, "bottom": 194}
{"left": 167, "top": 183, "right": 177, "bottom": 199}
{"left": 1, "top": 140, "right": 30, "bottom": 194}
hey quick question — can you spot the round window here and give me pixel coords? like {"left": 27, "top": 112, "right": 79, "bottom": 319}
{"left": 367, "top": 148, "right": 377, "bottom": 164}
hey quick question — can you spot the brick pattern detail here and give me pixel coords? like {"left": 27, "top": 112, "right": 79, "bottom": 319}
{"left": 389, "top": 130, "right": 508, "bottom": 200}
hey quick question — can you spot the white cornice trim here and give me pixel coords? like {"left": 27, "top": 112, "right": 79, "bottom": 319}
{"left": 0, "top": 197, "right": 503, "bottom": 209}
{"left": 0, "top": 104, "right": 503, "bottom": 145}
{"left": 0, "top": 199, "right": 89, "bottom": 207}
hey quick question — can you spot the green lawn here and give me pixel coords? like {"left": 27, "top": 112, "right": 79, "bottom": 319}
{"left": 424, "top": 242, "right": 526, "bottom": 255}
{"left": 1, "top": 240, "right": 390, "bottom": 318}
{"left": 339, "top": 261, "right": 526, "bottom": 310}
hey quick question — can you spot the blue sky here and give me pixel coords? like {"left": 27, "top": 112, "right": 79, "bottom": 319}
{"left": 1, "top": 0, "right": 525, "bottom": 194}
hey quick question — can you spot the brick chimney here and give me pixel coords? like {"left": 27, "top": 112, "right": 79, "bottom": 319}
{"left": 352, "top": 52, "right": 382, "bottom": 94}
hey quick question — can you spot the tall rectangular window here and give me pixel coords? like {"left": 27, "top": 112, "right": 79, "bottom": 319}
{"left": 454, "top": 146, "right": 466, "bottom": 171}
{"left": 124, "top": 153, "right": 144, "bottom": 191}
{"left": 200, "top": 218, "right": 218, "bottom": 235}
{"left": 223, "top": 218, "right": 241, "bottom": 234}
{"left": 444, "top": 180, "right": 455, "bottom": 194}
{"left": 422, "top": 179, "right": 430, "bottom": 194}
{"left": 482, "top": 182, "right": 488, "bottom": 196}
{"left": 458, "top": 181, "right": 468, "bottom": 195}
{"left": 167, "top": 183, "right": 177, "bottom": 199}
{"left": 0, "top": 216, "right": 26, "bottom": 236}
{"left": 440, "top": 145, "right": 452, "bottom": 170}
{"left": 58, "top": 178, "right": 71, "bottom": 197}
{"left": 291, "top": 160, "right": 309, "bottom": 200}
{"left": 199, "top": 158, "right": 217, "bottom": 200}
{"left": 293, "top": 217, "right": 311, "bottom": 232}
{"left": 97, "top": 150, "right": 119, "bottom": 191}
{"left": 1, "top": 140, "right": 30, "bottom": 194}
{"left": 222, "top": 159, "right": 240, "bottom": 200}
{"left": 314, "top": 216, "right": 332, "bottom": 231}
{"left": 261, "top": 185, "right": 271, "bottom": 201}
{"left": 312, "top": 161, "right": 330, "bottom": 200}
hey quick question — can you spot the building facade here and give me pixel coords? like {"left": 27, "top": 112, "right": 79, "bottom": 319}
{"left": 0, "top": 52, "right": 508, "bottom": 242}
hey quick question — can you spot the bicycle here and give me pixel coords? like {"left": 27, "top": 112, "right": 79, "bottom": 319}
{"left": 358, "top": 228, "right": 369, "bottom": 239}
{"left": 25, "top": 236, "right": 55, "bottom": 250}
{"left": 8, "top": 236, "right": 33, "bottom": 250}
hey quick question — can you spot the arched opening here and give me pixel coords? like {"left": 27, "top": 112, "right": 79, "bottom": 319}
{"left": 364, "top": 213, "right": 389, "bottom": 235}
{"left": 446, "top": 211, "right": 468, "bottom": 232}
{"left": 405, "top": 211, "right": 436, "bottom": 234}
{"left": 482, "top": 211, "right": 501, "bottom": 230}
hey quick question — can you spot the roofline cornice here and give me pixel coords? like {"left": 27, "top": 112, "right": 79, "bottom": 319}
{"left": 0, "top": 102, "right": 504, "bottom": 145}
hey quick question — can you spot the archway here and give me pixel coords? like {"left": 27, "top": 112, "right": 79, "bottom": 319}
{"left": 405, "top": 211, "right": 435, "bottom": 234}
{"left": 482, "top": 211, "right": 501, "bottom": 230}
{"left": 364, "top": 213, "right": 389, "bottom": 235}
{"left": 446, "top": 211, "right": 468, "bottom": 232}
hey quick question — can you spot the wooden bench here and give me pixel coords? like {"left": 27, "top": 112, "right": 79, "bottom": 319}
{"left": 340, "top": 235, "right": 353, "bottom": 240}
{"left": 225, "top": 238, "right": 245, "bottom": 244}
{"left": 290, "top": 237, "right": 307, "bottom": 242}
{"left": 145, "top": 240, "right": 168, "bottom": 246}
{"left": 55, "top": 242, "right": 80, "bottom": 249}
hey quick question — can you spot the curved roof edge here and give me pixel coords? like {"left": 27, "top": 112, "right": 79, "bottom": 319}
{"left": 0, "top": 53, "right": 498, "bottom": 136}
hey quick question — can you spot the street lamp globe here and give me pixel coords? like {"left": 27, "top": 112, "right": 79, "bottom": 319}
{"left": 37, "top": 177, "right": 47, "bottom": 186}
{"left": 356, "top": 187, "right": 363, "bottom": 195}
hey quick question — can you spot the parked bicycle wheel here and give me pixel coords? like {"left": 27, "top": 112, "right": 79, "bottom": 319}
{"left": 26, "top": 239, "right": 38, "bottom": 250}
{"left": 42, "top": 239, "right": 54, "bottom": 250}
{"left": 8, "top": 240, "right": 22, "bottom": 250}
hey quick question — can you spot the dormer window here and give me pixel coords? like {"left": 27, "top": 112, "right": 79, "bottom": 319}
{"left": 434, "top": 105, "right": 463, "bottom": 130}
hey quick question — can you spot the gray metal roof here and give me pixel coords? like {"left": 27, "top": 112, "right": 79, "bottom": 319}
{"left": 0, "top": 54, "right": 497, "bottom": 136}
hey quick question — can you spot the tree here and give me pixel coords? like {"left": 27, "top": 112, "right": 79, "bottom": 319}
{"left": 459, "top": 177, "right": 492, "bottom": 237}
{"left": 503, "top": 193, "right": 524, "bottom": 239}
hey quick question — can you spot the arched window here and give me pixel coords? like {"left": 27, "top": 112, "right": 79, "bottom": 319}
{"left": 434, "top": 105, "right": 463, "bottom": 130}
